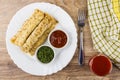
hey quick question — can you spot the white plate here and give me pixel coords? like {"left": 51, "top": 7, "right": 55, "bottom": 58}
{"left": 6, "top": 2, "right": 77, "bottom": 76}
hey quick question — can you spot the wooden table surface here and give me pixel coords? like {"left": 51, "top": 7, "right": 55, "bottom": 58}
{"left": 0, "top": 0, "right": 120, "bottom": 80}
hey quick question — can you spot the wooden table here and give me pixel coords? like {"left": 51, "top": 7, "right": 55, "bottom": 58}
{"left": 0, "top": 0, "right": 120, "bottom": 80}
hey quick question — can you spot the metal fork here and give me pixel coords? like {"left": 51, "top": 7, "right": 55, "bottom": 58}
{"left": 78, "top": 9, "right": 86, "bottom": 65}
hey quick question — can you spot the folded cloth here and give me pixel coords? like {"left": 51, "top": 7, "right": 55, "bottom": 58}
{"left": 88, "top": 0, "right": 120, "bottom": 68}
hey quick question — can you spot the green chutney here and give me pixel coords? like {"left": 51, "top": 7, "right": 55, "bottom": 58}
{"left": 37, "top": 46, "right": 54, "bottom": 63}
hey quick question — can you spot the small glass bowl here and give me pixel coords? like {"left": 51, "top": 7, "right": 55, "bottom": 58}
{"left": 48, "top": 28, "right": 69, "bottom": 50}
{"left": 35, "top": 45, "right": 55, "bottom": 64}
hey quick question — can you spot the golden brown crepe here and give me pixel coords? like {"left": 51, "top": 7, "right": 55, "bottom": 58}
{"left": 29, "top": 19, "right": 58, "bottom": 55}
{"left": 11, "top": 9, "right": 44, "bottom": 46}
{"left": 21, "top": 13, "right": 57, "bottom": 54}
{"left": 10, "top": 9, "right": 58, "bottom": 56}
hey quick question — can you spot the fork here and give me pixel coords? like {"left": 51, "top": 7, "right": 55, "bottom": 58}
{"left": 78, "top": 9, "right": 86, "bottom": 65}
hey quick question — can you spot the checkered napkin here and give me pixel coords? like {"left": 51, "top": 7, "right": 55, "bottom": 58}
{"left": 88, "top": 0, "right": 120, "bottom": 68}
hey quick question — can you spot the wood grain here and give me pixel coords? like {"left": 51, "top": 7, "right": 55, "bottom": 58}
{"left": 0, "top": 0, "right": 120, "bottom": 80}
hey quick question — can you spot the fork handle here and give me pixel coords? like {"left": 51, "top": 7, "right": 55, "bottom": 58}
{"left": 79, "top": 28, "right": 84, "bottom": 65}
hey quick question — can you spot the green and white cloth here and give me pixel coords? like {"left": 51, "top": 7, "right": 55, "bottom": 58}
{"left": 88, "top": 0, "right": 120, "bottom": 68}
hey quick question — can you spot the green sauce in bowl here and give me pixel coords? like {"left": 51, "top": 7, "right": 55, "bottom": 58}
{"left": 37, "top": 46, "right": 54, "bottom": 63}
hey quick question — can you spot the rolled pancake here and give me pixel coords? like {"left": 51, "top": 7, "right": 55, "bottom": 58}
{"left": 29, "top": 21, "right": 58, "bottom": 55}
{"left": 22, "top": 14, "right": 54, "bottom": 52}
{"left": 10, "top": 9, "right": 44, "bottom": 46}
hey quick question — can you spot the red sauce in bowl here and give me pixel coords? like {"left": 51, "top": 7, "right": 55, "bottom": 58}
{"left": 89, "top": 55, "right": 112, "bottom": 76}
{"left": 50, "top": 30, "right": 67, "bottom": 48}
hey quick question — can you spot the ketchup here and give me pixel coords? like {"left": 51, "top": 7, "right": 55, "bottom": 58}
{"left": 50, "top": 30, "right": 67, "bottom": 48}
{"left": 89, "top": 55, "right": 112, "bottom": 76}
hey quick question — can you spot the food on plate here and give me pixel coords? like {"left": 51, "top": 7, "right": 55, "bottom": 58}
{"left": 29, "top": 22, "right": 57, "bottom": 55}
{"left": 22, "top": 14, "right": 53, "bottom": 52}
{"left": 49, "top": 30, "right": 67, "bottom": 48}
{"left": 10, "top": 9, "right": 58, "bottom": 56}
{"left": 11, "top": 9, "right": 44, "bottom": 46}
{"left": 37, "top": 46, "right": 54, "bottom": 63}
